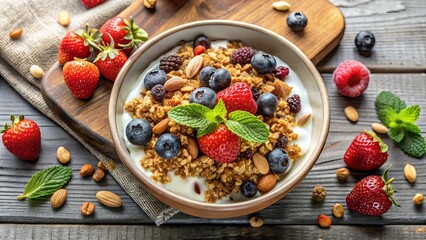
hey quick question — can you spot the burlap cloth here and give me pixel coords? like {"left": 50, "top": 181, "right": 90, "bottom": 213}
{"left": 0, "top": 0, "right": 178, "bottom": 225}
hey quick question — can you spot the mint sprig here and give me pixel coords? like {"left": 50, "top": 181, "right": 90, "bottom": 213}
{"left": 17, "top": 166, "right": 72, "bottom": 200}
{"left": 375, "top": 91, "right": 426, "bottom": 158}
{"left": 168, "top": 99, "right": 269, "bottom": 142}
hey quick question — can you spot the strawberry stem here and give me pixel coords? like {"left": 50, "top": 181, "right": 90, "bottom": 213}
{"left": 118, "top": 17, "right": 148, "bottom": 50}
{"left": 1, "top": 115, "right": 24, "bottom": 133}
{"left": 381, "top": 165, "right": 400, "bottom": 207}
{"left": 365, "top": 130, "right": 388, "bottom": 152}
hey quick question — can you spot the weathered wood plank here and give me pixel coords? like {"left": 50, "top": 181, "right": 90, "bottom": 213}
{"left": 1, "top": 224, "right": 426, "bottom": 239}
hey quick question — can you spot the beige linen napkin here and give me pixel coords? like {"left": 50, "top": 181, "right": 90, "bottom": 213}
{"left": 0, "top": 0, "right": 177, "bottom": 225}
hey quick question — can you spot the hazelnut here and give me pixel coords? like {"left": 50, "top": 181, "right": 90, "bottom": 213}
{"left": 80, "top": 164, "right": 95, "bottom": 177}
{"left": 98, "top": 161, "right": 107, "bottom": 171}
{"left": 413, "top": 193, "right": 424, "bottom": 205}
{"left": 93, "top": 168, "right": 105, "bottom": 182}
{"left": 332, "top": 203, "right": 344, "bottom": 218}
{"left": 336, "top": 168, "right": 350, "bottom": 181}
{"left": 312, "top": 185, "right": 327, "bottom": 202}
{"left": 317, "top": 214, "right": 332, "bottom": 228}
{"left": 249, "top": 216, "right": 264, "bottom": 228}
{"left": 80, "top": 202, "right": 95, "bottom": 216}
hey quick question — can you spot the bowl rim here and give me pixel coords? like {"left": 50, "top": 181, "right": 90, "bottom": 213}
{"left": 109, "top": 19, "right": 330, "bottom": 216}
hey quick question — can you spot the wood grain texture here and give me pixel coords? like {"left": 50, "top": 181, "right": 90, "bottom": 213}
{"left": 40, "top": 0, "right": 344, "bottom": 157}
{"left": 1, "top": 224, "right": 426, "bottom": 239}
{"left": 3, "top": 72, "right": 426, "bottom": 224}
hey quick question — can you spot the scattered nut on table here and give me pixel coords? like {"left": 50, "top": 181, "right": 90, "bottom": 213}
{"left": 80, "top": 164, "right": 95, "bottom": 177}
{"left": 332, "top": 203, "right": 344, "bottom": 218}
{"left": 413, "top": 193, "right": 424, "bottom": 205}
{"left": 57, "top": 146, "right": 71, "bottom": 164}
{"left": 93, "top": 168, "right": 105, "bottom": 182}
{"left": 96, "top": 191, "right": 122, "bottom": 208}
{"left": 404, "top": 164, "right": 417, "bottom": 183}
{"left": 317, "top": 214, "right": 332, "bottom": 228}
{"left": 272, "top": 1, "right": 291, "bottom": 12}
{"left": 58, "top": 10, "right": 71, "bottom": 27}
{"left": 371, "top": 123, "right": 389, "bottom": 134}
{"left": 51, "top": 189, "right": 67, "bottom": 209}
{"left": 98, "top": 161, "right": 107, "bottom": 171}
{"left": 144, "top": 0, "right": 157, "bottom": 9}
{"left": 344, "top": 106, "right": 358, "bottom": 122}
{"left": 336, "top": 167, "right": 350, "bottom": 181}
{"left": 9, "top": 27, "right": 23, "bottom": 39}
{"left": 312, "top": 185, "right": 327, "bottom": 202}
{"left": 80, "top": 202, "right": 95, "bottom": 216}
{"left": 30, "top": 65, "right": 44, "bottom": 78}
{"left": 250, "top": 216, "right": 264, "bottom": 228}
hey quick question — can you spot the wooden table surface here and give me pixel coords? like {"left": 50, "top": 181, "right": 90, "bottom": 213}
{"left": 1, "top": 0, "right": 426, "bottom": 239}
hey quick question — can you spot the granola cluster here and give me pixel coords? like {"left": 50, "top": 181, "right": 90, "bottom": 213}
{"left": 124, "top": 41, "right": 302, "bottom": 203}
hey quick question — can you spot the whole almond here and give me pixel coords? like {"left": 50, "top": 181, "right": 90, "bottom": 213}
{"left": 51, "top": 189, "right": 67, "bottom": 209}
{"left": 253, "top": 153, "right": 269, "bottom": 175}
{"left": 257, "top": 174, "right": 277, "bottom": 192}
{"left": 272, "top": 80, "right": 292, "bottom": 100}
{"left": 185, "top": 55, "right": 203, "bottom": 78}
{"left": 272, "top": 1, "right": 291, "bottom": 11}
{"left": 57, "top": 146, "right": 71, "bottom": 164}
{"left": 58, "top": 10, "right": 71, "bottom": 27}
{"left": 404, "top": 164, "right": 416, "bottom": 183}
{"left": 9, "top": 27, "right": 23, "bottom": 39}
{"left": 96, "top": 191, "right": 122, "bottom": 208}
{"left": 30, "top": 65, "right": 44, "bottom": 78}
{"left": 80, "top": 202, "right": 95, "bottom": 216}
{"left": 186, "top": 138, "right": 199, "bottom": 159}
{"left": 371, "top": 123, "right": 389, "bottom": 134}
{"left": 164, "top": 76, "right": 185, "bottom": 91}
{"left": 152, "top": 118, "right": 170, "bottom": 135}
{"left": 344, "top": 106, "right": 358, "bottom": 122}
{"left": 297, "top": 113, "right": 311, "bottom": 126}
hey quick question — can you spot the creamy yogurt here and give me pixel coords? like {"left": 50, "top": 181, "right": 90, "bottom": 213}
{"left": 122, "top": 41, "right": 313, "bottom": 203}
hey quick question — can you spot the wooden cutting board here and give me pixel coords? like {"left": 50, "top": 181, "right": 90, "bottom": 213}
{"left": 41, "top": 0, "right": 344, "bottom": 158}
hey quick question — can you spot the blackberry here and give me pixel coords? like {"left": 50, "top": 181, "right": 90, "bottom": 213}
{"left": 231, "top": 47, "right": 256, "bottom": 65}
{"left": 287, "top": 94, "right": 301, "bottom": 113}
{"left": 276, "top": 135, "right": 288, "bottom": 149}
{"left": 273, "top": 66, "right": 289, "bottom": 80}
{"left": 151, "top": 84, "right": 166, "bottom": 102}
{"left": 251, "top": 88, "right": 261, "bottom": 101}
{"left": 159, "top": 55, "right": 182, "bottom": 73}
{"left": 241, "top": 148, "right": 253, "bottom": 159}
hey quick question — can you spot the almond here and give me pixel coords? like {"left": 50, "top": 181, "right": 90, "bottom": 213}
{"left": 185, "top": 55, "right": 203, "bottom": 78}
{"left": 297, "top": 113, "right": 311, "bottom": 126}
{"left": 257, "top": 174, "right": 277, "bottom": 192}
{"left": 371, "top": 123, "right": 389, "bottom": 134}
{"left": 9, "top": 27, "right": 23, "bottom": 39}
{"left": 253, "top": 153, "right": 269, "bottom": 175}
{"left": 51, "top": 189, "right": 67, "bottom": 209}
{"left": 186, "top": 138, "right": 199, "bottom": 159}
{"left": 152, "top": 118, "right": 170, "bottom": 135}
{"left": 272, "top": 1, "right": 291, "bottom": 11}
{"left": 30, "top": 65, "right": 44, "bottom": 78}
{"left": 96, "top": 191, "right": 122, "bottom": 208}
{"left": 404, "top": 164, "right": 416, "bottom": 183}
{"left": 344, "top": 106, "right": 358, "bottom": 122}
{"left": 317, "top": 214, "right": 332, "bottom": 228}
{"left": 58, "top": 10, "right": 71, "bottom": 27}
{"left": 164, "top": 76, "right": 185, "bottom": 91}
{"left": 272, "top": 80, "right": 292, "bottom": 100}
{"left": 57, "top": 146, "right": 71, "bottom": 164}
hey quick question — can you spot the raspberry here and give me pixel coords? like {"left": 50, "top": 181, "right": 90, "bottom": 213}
{"left": 333, "top": 60, "right": 370, "bottom": 97}
{"left": 159, "top": 55, "right": 182, "bottom": 73}
{"left": 251, "top": 88, "right": 261, "bottom": 101}
{"left": 216, "top": 82, "right": 258, "bottom": 114}
{"left": 273, "top": 66, "right": 289, "bottom": 79}
{"left": 287, "top": 94, "right": 301, "bottom": 113}
{"left": 276, "top": 135, "right": 288, "bottom": 149}
{"left": 230, "top": 47, "right": 256, "bottom": 65}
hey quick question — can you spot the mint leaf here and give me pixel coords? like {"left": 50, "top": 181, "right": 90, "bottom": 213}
{"left": 226, "top": 111, "right": 269, "bottom": 143}
{"left": 17, "top": 166, "right": 72, "bottom": 200}
{"left": 397, "top": 105, "right": 420, "bottom": 124}
{"left": 197, "top": 122, "right": 218, "bottom": 138}
{"left": 384, "top": 107, "right": 398, "bottom": 126}
{"left": 205, "top": 99, "right": 226, "bottom": 123}
{"left": 398, "top": 132, "right": 426, "bottom": 158}
{"left": 402, "top": 122, "right": 421, "bottom": 134}
{"left": 168, "top": 104, "right": 211, "bottom": 129}
{"left": 389, "top": 125, "right": 404, "bottom": 143}
{"left": 375, "top": 91, "right": 406, "bottom": 126}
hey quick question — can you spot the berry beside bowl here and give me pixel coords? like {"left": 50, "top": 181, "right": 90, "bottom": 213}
{"left": 109, "top": 20, "right": 330, "bottom": 218}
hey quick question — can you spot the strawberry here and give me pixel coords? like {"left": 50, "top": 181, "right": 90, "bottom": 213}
{"left": 1, "top": 115, "right": 41, "bottom": 161}
{"left": 198, "top": 125, "right": 240, "bottom": 163}
{"left": 58, "top": 24, "right": 101, "bottom": 65}
{"left": 216, "top": 82, "right": 258, "bottom": 114}
{"left": 346, "top": 166, "right": 399, "bottom": 216}
{"left": 194, "top": 45, "right": 206, "bottom": 56}
{"left": 81, "top": 0, "right": 105, "bottom": 9}
{"left": 344, "top": 130, "right": 388, "bottom": 171}
{"left": 94, "top": 35, "right": 128, "bottom": 81}
{"left": 333, "top": 60, "right": 370, "bottom": 97}
{"left": 99, "top": 17, "right": 148, "bottom": 56}
{"left": 63, "top": 59, "right": 100, "bottom": 99}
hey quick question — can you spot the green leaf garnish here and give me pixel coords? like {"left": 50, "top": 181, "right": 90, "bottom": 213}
{"left": 17, "top": 166, "right": 72, "bottom": 200}
{"left": 397, "top": 105, "right": 420, "bottom": 124}
{"left": 225, "top": 111, "right": 269, "bottom": 143}
{"left": 398, "top": 132, "right": 426, "bottom": 159}
{"left": 167, "top": 103, "right": 212, "bottom": 129}
{"left": 197, "top": 122, "right": 218, "bottom": 138}
{"left": 375, "top": 91, "right": 406, "bottom": 126}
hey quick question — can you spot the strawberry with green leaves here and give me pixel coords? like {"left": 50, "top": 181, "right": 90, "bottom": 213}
{"left": 168, "top": 99, "right": 269, "bottom": 163}
{"left": 1, "top": 115, "right": 41, "bottom": 161}
{"left": 81, "top": 0, "right": 105, "bottom": 9}
{"left": 344, "top": 130, "right": 388, "bottom": 171}
{"left": 99, "top": 17, "right": 148, "bottom": 56}
{"left": 57, "top": 24, "right": 101, "bottom": 65}
{"left": 216, "top": 82, "right": 258, "bottom": 115}
{"left": 94, "top": 35, "right": 128, "bottom": 82}
{"left": 346, "top": 166, "right": 399, "bottom": 216}
{"left": 63, "top": 59, "right": 100, "bottom": 99}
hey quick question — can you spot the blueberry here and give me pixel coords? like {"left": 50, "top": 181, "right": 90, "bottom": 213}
{"left": 151, "top": 84, "right": 166, "bottom": 102}
{"left": 251, "top": 53, "right": 277, "bottom": 74}
{"left": 199, "top": 66, "right": 216, "bottom": 87}
{"left": 125, "top": 118, "right": 152, "bottom": 146}
{"left": 240, "top": 181, "right": 257, "bottom": 198}
{"left": 193, "top": 35, "right": 211, "bottom": 48}
{"left": 209, "top": 68, "right": 232, "bottom": 91}
{"left": 189, "top": 87, "right": 217, "bottom": 109}
{"left": 267, "top": 148, "right": 290, "bottom": 174}
{"left": 143, "top": 69, "right": 167, "bottom": 90}
{"left": 154, "top": 133, "right": 181, "bottom": 159}
{"left": 355, "top": 31, "right": 375, "bottom": 52}
{"left": 256, "top": 92, "right": 278, "bottom": 117}
{"left": 287, "top": 12, "right": 308, "bottom": 32}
